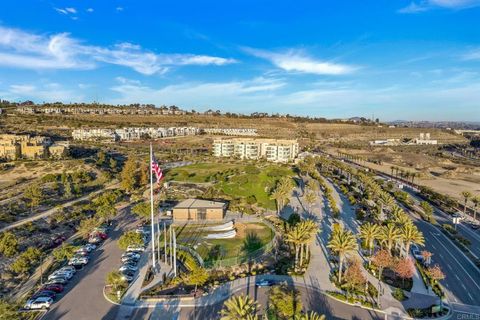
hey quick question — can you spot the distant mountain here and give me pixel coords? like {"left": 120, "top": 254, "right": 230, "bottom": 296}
{"left": 388, "top": 120, "right": 480, "bottom": 130}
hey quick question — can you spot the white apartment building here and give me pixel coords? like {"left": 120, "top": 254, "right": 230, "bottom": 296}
{"left": 72, "top": 127, "right": 200, "bottom": 141}
{"left": 213, "top": 138, "right": 299, "bottom": 163}
{"left": 203, "top": 128, "right": 258, "bottom": 136}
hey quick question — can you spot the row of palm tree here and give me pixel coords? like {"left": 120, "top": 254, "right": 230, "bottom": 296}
{"left": 460, "top": 190, "right": 480, "bottom": 220}
{"left": 219, "top": 294, "right": 325, "bottom": 320}
{"left": 389, "top": 166, "right": 418, "bottom": 184}
{"left": 327, "top": 226, "right": 358, "bottom": 284}
{"left": 285, "top": 219, "right": 318, "bottom": 270}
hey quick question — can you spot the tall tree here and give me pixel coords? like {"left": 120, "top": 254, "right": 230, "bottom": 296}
{"left": 394, "top": 257, "right": 415, "bottom": 287}
{"left": 0, "top": 232, "right": 19, "bottom": 257}
{"left": 106, "top": 270, "right": 127, "bottom": 291}
{"left": 120, "top": 157, "right": 139, "bottom": 192}
{"left": 359, "top": 222, "right": 381, "bottom": 256}
{"left": 304, "top": 191, "right": 317, "bottom": 213}
{"left": 380, "top": 223, "right": 401, "bottom": 253}
{"left": 24, "top": 183, "right": 43, "bottom": 211}
{"left": 327, "top": 228, "right": 358, "bottom": 283}
{"left": 268, "top": 284, "right": 302, "bottom": 319}
{"left": 342, "top": 258, "right": 366, "bottom": 295}
{"left": 400, "top": 223, "right": 424, "bottom": 256}
{"left": 471, "top": 196, "right": 480, "bottom": 221}
{"left": 461, "top": 191, "right": 472, "bottom": 218}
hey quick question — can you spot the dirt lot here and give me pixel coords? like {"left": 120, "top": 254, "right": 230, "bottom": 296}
{"left": 329, "top": 146, "right": 480, "bottom": 201}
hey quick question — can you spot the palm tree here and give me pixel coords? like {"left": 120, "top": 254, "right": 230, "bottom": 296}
{"left": 296, "top": 311, "right": 326, "bottom": 320}
{"left": 472, "top": 196, "right": 480, "bottom": 221}
{"left": 297, "top": 219, "right": 318, "bottom": 266}
{"left": 359, "top": 222, "right": 381, "bottom": 256}
{"left": 304, "top": 191, "right": 317, "bottom": 213}
{"left": 378, "top": 192, "right": 394, "bottom": 221}
{"left": 390, "top": 205, "right": 405, "bottom": 220}
{"left": 461, "top": 191, "right": 472, "bottom": 218}
{"left": 380, "top": 223, "right": 401, "bottom": 253}
{"left": 401, "top": 223, "right": 425, "bottom": 257}
{"left": 270, "top": 188, "right": 284, "bottom": 215}
{"left": 105, "top": 270, "right": 127, "bottom": 291}
{"left": 220, "top": 294, "right": 258, "bottom": 320}
{"left": 285, "top": 225, "right": 305, "bottom": 269}
{"left": 327, "top": 228, "right": 358, "bottom": 283}
{"left": 410, "top": 172, "right": 417, "bottom": 185}
{"left": 390, "top": 166, "right": 395, "bottom": 176}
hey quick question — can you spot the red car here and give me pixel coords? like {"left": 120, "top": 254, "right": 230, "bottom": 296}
{"left": 41, "top": 284, "right": 64, "bottom": 293}
{"left": 97, "top": 232, "right": 108, "bottom": 240}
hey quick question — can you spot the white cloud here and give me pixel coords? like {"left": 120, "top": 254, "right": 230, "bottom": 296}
{"left": 116, "top": 7, "right": 124, "bottom": 12}
{"left": 65, "top": 7, "right": 77, "bottom": 14}
{"left": 244, "top": 47, "right": 356, "bottom": 75}
{"left": 86, "top": 8, "right": 94, "bottom": 13}
{"left": 54, "top": 7, "right": 77, "bottom": 15}
{"left": 398, "top": 0, "right": 480, "bottom": 13}
{"left": 0, "top": 26, "right": 236, "bottom": 75}
{"left": 462, "top": 48, "right": 480, "bottom": 60}
{"left": 1, "top": 83, "right": 84, "bottom": 102}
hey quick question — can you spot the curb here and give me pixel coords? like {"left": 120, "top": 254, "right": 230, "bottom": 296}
{"left": 102, "top": 285, "right": 122, "bottom": 306}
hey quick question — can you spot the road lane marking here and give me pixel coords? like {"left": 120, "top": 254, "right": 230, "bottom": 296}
{"left": 455, "top": 275, "right": 461, "bottom": 281}
{"left": 430, "top": 232, "right": 480, "bottom": 291}
{"left": 461, "top": 283, "right": 467, "bottom": 290}
{"left": 447, "top": 264, "right": 452, "bottom": 271}
{"left": 431, "top": 244, "right": 436, "bottom": 250}
{"left": 468, "top": 292, "right": 474, "bottom": 302}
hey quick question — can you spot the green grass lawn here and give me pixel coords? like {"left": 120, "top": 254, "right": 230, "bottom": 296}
{"left": 166, "top": 162, "right": 295, "bottom": 210}
{"left": 174, "top": 222, "right": 274, "bottom": 263}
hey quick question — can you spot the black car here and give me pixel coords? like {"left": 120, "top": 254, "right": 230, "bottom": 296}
{"left": 32, "top": 290, "right": 56, "bottom": 299}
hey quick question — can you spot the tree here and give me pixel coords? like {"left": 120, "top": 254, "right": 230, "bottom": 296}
{"left": 359, "top": 222, "right": 381, "bottom": 256}
{"left": 371, "top": 249, "right": 393, "bottom": 282}
{"left": 296, "top": 311, "right": 326, "bottom": 320}
{"left": 471, "top": 196, "right": 480, "bottom": 221}
{"left": 380, "top": 223, "right": 401, "bottom": 253}
{"left": 327, "top": 227, "right": 358, "bottom": 284}
{"left": 132, "top": 201, "right": 150, "bottom": 219}
{"left": 268, "top": 284, "right": 302, "bottom": 319}
{"left": 420, "top": 201, "right": 433, "bottom": 221}
{"left": 183, "top": 267, "right": 209, "bottom": 293}
{"left": 24, "top": 183, "right": 43, "bottom": 210}
{"left": 421, "top": 250, "right": 433, "bottom": 266}
{"left": 78, "top": 217, "right": 101, "bottom": 239}
{"left": 0, "top": 232, "right": 19, "bottom": 257}
{"left": 139, "top": 161, "right": 149, "bottom": 186}
{"left": 378, "top": 192, "right": 394, "bottom": 221}
{"left": 304, "top": 191, "right": 317, "bottom": 213}
{"left": 109, "top": 158, "right": 118, "bottom": 172}
{"left": 53, "top": 243, "right": 77, "bottom": 261}
{"left": 427, "top": 265, "right": 445, "bottom": 283}
{"left": 461, "top": 191, "right": 472, "bottom": 218}
{"left": 106, "top": 270, "right": 127, "bottom": 291}
{"left": 394, "top": 257, "right": 415, "bottom": 287}
{"left": 0, "top": 299, "right": 20, "bottom": 320}
{"left": 118, "top": 231, "right": 144, "bottom": 250}
{"left": 120, "top": 157, "right": 139, "bottom": 192}
{"left": 10, "top": 247, "right": 43, "bottom": 274}
{"left": 285, "top": 225, "right": 305, "bottom": 270}
{"left": 220, "top": 294, "right": 258, "bottom": 320}
{"left": 97, "top": 204, "right": 117, "bottom": 224}
{"left": 401, "top": 223, "right": 424, "bottom": 256}
{"left": 343, "top": 258, "right": 366, "bottom": 295}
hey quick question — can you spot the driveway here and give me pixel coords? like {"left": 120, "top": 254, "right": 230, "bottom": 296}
{"left": 42, "top": 205, "right": 137, "bottom": 320}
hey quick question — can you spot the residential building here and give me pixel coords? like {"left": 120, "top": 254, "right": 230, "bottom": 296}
{"left": 203, "top": 128, "right": 258, "bottom": 136}
{"left": 0, "top": 134, "right": 68, "bottom": 160}
{"left": 71, "top": 127, "right": 200, "bottom": 141}
{"left": 213, "top": 138, "right": 299, "bottom": 163}
{"left": 172, "top": 199, "right": 226, "bottom": 222}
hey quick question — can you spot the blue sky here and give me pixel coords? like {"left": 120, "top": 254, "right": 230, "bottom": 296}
{"left": 0, "top": 1, "right": 480, "bottom": 121}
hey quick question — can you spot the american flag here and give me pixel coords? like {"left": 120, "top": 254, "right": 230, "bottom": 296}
{"left": 151, "top": 153, "right": 163, "bottom": 185}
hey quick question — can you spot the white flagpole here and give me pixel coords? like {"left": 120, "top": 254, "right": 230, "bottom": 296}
{"left": 169, "top": 225, "right": 173, "bottom": 266}
{"left": 150, "top": 143, "right": 156, "bottom": 270}
{"left": 164, "top": 222, "right": 167, "bottom": 263}
{"left": 157, "top": 216, "right": 161, "bottom": 266}
{"left": 173, "top": 228, "right": 177, "bottom": 278}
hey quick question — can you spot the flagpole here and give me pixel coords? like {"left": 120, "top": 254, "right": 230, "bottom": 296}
{"left": 164, "top": 222, "right": 167, "bottom": 263}
{"left": 150, "top": 143, "right": 156, "bottom": 271}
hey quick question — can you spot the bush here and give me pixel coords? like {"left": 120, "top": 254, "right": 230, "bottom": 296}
{"left": 392, "top": 288, "right": 406, "bottom": 301}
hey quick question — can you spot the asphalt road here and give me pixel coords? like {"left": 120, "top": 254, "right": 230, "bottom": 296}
{"left": 130, "top": 283, "right": 385, "bottom": 320}
{"left": 41, "top": 205, "right": 136, "bottom": 320}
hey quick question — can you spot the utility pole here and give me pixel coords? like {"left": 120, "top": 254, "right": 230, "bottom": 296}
{"left": 149, "top": 143, "right": 156, "bottom": 271}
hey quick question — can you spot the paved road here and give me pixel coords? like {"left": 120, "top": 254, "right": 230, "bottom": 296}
{"left": 130, "top": 283, "right": 385, "bottom": 320}
{"left": 42, "top": 205, "right": 136, "bottom": 320}
{"left": 0, "top": 181, "right": 119, "bottom": 233}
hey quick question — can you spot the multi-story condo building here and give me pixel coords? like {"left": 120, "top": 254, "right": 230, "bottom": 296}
{"left": 0, "top": 134, "right": 68, "bottom": 160}
{"left": 72, "top": 127, "right": 200, "bottom": 141}
{"left": 203, "top": 128, "right": 258, "bottom": 136}
{"left": 213, "top": 138, "right": 299, "bottom": 163}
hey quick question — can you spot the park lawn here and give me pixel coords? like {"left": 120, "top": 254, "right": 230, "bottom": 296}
{"left": 175, "top": 222, "right": 274, "bottom": 261}
{"left": 165, "top": 162, "right": 239, "bottom": 183}
{"left": 218, "top": 165, "right": 295, "bottom": 210}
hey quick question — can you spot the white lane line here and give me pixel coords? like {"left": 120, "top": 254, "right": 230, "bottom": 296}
{"left": 431, "top": 244, "right": 437, "bottom": 250}
{"left": 461, "top": 283, "right": 467, "bottom": 290}
{"left": 468, "top": 292, "right": 474, "bottom": 302}
{"left": 455, "top": 274, "right": 461, "bottom": 281}
{"left": 430, "top": 232, "right": 480, "bottom": 291}
{"left": 447, "top": 264, "right": 453, "bottom": 271}
{"left": 439, "top": 253, "right": 444, "bottom": 259}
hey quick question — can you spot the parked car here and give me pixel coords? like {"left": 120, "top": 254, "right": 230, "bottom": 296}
{"left": 46, "top": 275, "right": 69, "bottom": 284}
{"left": 120, "top": 270, "right": 135, "bottom": 282}
{"left": 119, "top": 264, "right": 138, "bottom": 272}
{"left": 85, "top": 243, "right": 97, "bottom": 251}
{"left": 127, "top": 245, "right": 145, "bottom": 252}
{"left": 121, "top": 255, "right": 140, "bottom": 263}
{"left": 411, "top": 245, "right": 423, "bottom": 261}
{"left": 41, "top": 284, "right": 63, "bottom": 293}
{"left": 48, "top": 271, "right": 73, "bottom": 280}
{"left": 58, "top": 266, "right": 76, "bottom": 274}
{"left": 41, "top": 284, "right": 64, "bottom": 293}
{"left": 68, "top": 256, "right": 88, "bottom": 266}
{"left": 24, "top": 297, "right": 53, "bottom": 310}
{"left": 121, "top": 252, "right": 141, "bottom": 259}
{"left": 88, "top": 235, "right": 102, "bottom": 244}
{"left": 255, "top": 279, "right": 274, "bottom": 287}
{"left": 45, "top": 278, "right": 68, "bottom": 286}
{"left": 31, "top": 290, "right": 56, "bottom": 299}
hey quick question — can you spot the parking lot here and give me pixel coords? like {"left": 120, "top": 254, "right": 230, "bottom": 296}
{"left": 40, "top": 205, "right": 137, "bottom": 320}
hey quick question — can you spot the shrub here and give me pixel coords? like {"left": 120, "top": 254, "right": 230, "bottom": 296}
{"left": 392, "top": 288, "right": 406, "bottom": 301}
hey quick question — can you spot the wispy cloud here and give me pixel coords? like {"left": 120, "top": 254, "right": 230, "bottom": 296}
{"left": 54, "top": 7, "right": 77, "bottom": 15}
{"left": 86, "top": 8, "right": 94, "bottom": 13}
{"left": 116, "top": 7, "right": 124, "bottom": 12}
{"left": 0, "top": 26, "right": 237, "bottom": 75}
{"left": 1, "top": 82, "right": 84, "bottom": 102}
{"left": 243, "top": 47, "right": 357, "bottom": 75}
{"left": 398, "top": 0, "right": 480, "bottom": 13}
{"left": 462, "top": 48, "right": 480, "bottom": 60}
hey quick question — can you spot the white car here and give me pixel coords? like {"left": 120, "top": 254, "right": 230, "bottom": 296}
{"left": 68, "top": 256, "right": 88, "bottom": 265}
{"left": 48, "top": 271, "right": 73, "bottom": 280}
{"left": 127, "top": 245, "right": 145, "bottom": 252}
{"left": 59, "top": 266, "right": 76, "bottom": 274}
{"left": 122, "top": 252, "right": 141, "bottom": 259}
{"left": 119, "top": 264, "right": 138, "bottom": 272}
{"left": 24, "top": 297, "right": 53, "bottom": 310}
{"left": 85, "top": 243, "right": 97, "bottom": 251}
